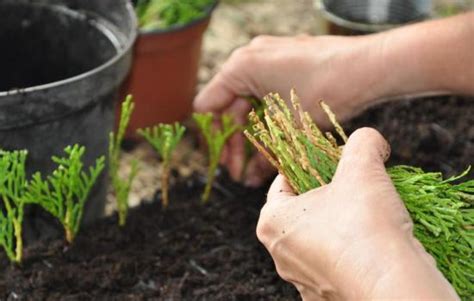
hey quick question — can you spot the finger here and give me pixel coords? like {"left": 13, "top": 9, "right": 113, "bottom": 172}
{"left": 224, "top": 97, "right": 252, "bottom": 125}
{"left": 220, "top": 144, "right": 230, "bottom": 166}
{"left": 226, "top": 133, "right": 246, "bottom": 181}
{"left": 333, "top": 127, "right": 391, "bottom": 184}
{"left": 244, "top": 152, "right": 277, "bottom": 187}
{"left": 267, "top": 174, "right": 296, "bottom": 203}
{"left": 216, "top": 98, "right": 251, "bottom": 181}
{"left": 194, "top": 49, "right": 255, "bottom": 114}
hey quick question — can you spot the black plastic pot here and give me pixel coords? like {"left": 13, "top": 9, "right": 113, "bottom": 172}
{"left": 315, "top": 0, "right": 432, "bottom": 34}
{"left": 0, "top": 0, "right": 137, "bottom": 242}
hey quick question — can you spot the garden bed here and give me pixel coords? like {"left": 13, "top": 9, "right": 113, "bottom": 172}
{"left": 0, "top": 172, "right": 298, "bottom": 300}
{"left": 0, "top": 95, "right": 472, "bottom": 300}
{"left": 346, "top": 95, "right": 473, "bottom": 179}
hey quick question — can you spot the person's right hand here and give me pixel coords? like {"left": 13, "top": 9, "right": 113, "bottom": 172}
{"left": 257, "top": 128, "right": 459, "bottom": 300}
{"left": 194, "top": 34, "right": 385, "bottom": 187}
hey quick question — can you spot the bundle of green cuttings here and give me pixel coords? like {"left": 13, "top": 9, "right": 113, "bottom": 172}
{"left": 136, "top": 0, "right": 215, "bottom": 31}
{"left": 245, "top": 90, "right": 474, "bottom": 298}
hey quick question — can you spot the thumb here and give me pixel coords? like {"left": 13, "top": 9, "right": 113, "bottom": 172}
{"left": 333, "top": 127, "right": 391, "bottom": 184}
{"left": 194, "top": 73, "right": 236, "bottom": 113}
{"left": 194, "top": 62, "right": 253, "bottom": 114}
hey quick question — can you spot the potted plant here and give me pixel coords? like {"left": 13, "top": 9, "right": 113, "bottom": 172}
{"left": 124, "top": 0, "right": 218, "bottom": 138}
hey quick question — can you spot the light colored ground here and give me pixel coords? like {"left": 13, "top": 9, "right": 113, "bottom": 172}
{"left": 198, "top": 0, "right": 325, "bottom": 87}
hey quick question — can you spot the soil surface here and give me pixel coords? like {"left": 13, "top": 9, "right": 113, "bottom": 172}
{"left": 345, "top": 95, "right": 474, "bottom": 179}
{"left": 1, "top": 95, "right": 472, "bottom": 301}
{"left": 0, "top": 173, "right": 298, "bottom": 300}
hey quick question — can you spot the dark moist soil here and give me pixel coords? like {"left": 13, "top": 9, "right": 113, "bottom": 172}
{"left": 0, "top": 173, "right": 298, "bottom": 301}
{"left": 345, "top": 95, "right": 474, "bottom": 179}
{"left": 0, "top": 95, "right": 473, "bottom": 300}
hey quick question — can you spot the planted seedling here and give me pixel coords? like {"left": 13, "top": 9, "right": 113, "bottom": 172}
{"left": 0, "top": 150, "right": 28, "bottom": 264}
{"left": 136, "top": 0, "right": 215, "bottom": 30}
{"left": 25, "top": 145, "right": 105, "bottom": 244}
{"left": 245, "top": 90, "right": 474, "bottom": 298}
{"left": 109, "top": 95, "right": 139, "bottom": 227}
{"left": 193, "top": 113, "right": 239, "bottom": 203}
{"left": 138, "top": 123, "right": 186, "bottom": 208}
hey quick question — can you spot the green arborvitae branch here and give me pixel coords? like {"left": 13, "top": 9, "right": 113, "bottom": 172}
{"left": 0, "top": 150, "right": 28, "bottom": 264}
{"left": 138, "top": 123, "right": 186, "bottom": 208}
{"left": 25, "top": 145, "right": 105, "bottom": 244}
{"left": 109, "top": 95, "right": 139, "bottom": 227}
{"left": 193, "top": 113, "right": 239, "bottom": 203}
{"left": 136, "top": 0, "right": 215, "bottom": 30}
{"left": 245, "top": 90, "right": 474, "bottom": 299}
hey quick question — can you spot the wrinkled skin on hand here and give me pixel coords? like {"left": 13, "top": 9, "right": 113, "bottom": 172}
{"left": 257, "top": 128, "right": 459, "bottom": 301}
{"left": 194, "top": 35, "right": 382, "bottom": 187}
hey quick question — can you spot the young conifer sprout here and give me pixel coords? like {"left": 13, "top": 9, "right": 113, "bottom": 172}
{"left": 25, "top": 145, "right": 105, "bottom": 244}
{"left": 193, "top": 113, "right": 239, "bottom": 203}
{"left": 245, "top": 90, "right": 474, "bottom": 298}
{"left": 109, "top": 95, "right": 139, "bottom": 227}
{"left": 0, "top": 150, "right": 28, "bottom": 264}
{"left": 138, "top": 123, "right": 186, "bottom": 208}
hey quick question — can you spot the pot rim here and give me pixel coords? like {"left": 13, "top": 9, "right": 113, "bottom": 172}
{"left": 138, "top": 0, "right": 218, "bottom": 36}
{"left": 0, "top": 0, "right": 138, "bottom": 97}
{"left": 314, "top": 0, "right": 428, "bottom": 32}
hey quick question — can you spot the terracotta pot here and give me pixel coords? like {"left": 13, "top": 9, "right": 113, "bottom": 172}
{"left": 123, "top": 3, "right": 217, "bottom": 138}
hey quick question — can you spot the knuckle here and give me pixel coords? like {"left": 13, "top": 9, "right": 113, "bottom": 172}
{"left": 256, "top": 205, "right": 277, "bottom": 245}
{"left": 249, "top": 35, "right": 272, "bottom": 46}
{"left": 274, "top": 262, "right": 292, "bottom": 282}
{"left": 256, "top": 216, "right": 271, "bottom": 244}
{"left": 295, "top": 33, "right": 311, "bottom": 41}
{"left": 270, "top": 243, "right": 294, "bottom": 282}
{"left": 227, "top": 46, "right": 255, "bottom": 67}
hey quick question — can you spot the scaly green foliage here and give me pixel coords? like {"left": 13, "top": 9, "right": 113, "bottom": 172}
{"left": 390, "top": 166, "right": 474, "bottom": 296}
{"left": 0, "top": 150, "right": 28, "bottom": 263}
{"left": 193, "top": 113, "right": 239, "bottom": 203}
{"left": 136, "top": 0, "right": 215, "bottom": 31}
{"left": 109, "top": 95, "right": 139, "bottom": 227}
{"left": 26, "top": 145, "right": 105, "bottom": 244}
{"left": 245, "top": 90, "right": 474, "bottom": 299}
{"left": 138, "top": 123, "right": 186, "bottom": 208}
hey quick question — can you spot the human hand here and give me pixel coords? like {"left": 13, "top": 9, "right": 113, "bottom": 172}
{"left": 194, "top": 35, "right": 385, "bottom": 187}
{"left": 257, "top": 128, "right": 459, "bottom": 300}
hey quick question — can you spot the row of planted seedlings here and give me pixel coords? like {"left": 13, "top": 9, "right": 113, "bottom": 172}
{"left": 0, "top": 95, "right": 239, "bottom": 263}
{"left": 1, "top": 92, "right": 473, "bottom": 298}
